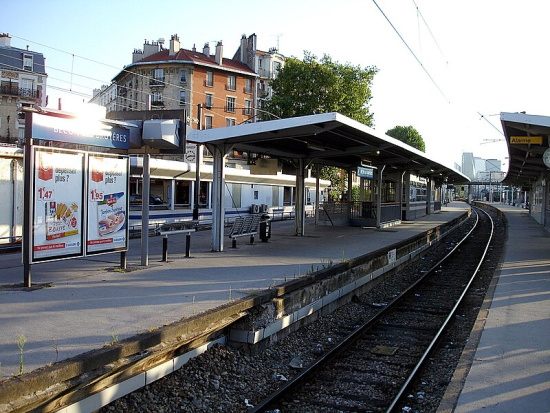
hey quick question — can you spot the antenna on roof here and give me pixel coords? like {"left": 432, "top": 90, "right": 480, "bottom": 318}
{"left": 270, "top": 33, "right": 283, "bottom": 50}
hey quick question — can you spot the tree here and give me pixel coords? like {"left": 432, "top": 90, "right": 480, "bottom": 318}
{"left": 385, "top": 125, "right": 426, "bottom": 152}
{"left": 263, "top": 52, "right": 378, "bottom": 126}
{"left": 263, "top": 52, "right": 379, "bottom": 200}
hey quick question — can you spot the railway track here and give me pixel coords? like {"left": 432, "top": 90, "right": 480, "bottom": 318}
{"left": 252, "top": 206, "right": 494, "bottom": 413}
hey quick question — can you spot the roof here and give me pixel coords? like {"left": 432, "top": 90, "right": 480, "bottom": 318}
{"left": 500, "top": 112, "right": 550, "bottom": 188}
{"left": 187, "top": 112, "right": 469, "bottom": 184}
{"left": 115, "top": 48, "right": 257, "bottom": 81}
{"left": 0, "top": 45, "right": 46, "bottom": 75}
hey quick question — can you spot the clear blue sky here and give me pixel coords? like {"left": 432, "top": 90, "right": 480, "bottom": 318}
{"left": 3, "top": 0, "right": 548, "bottom": 169}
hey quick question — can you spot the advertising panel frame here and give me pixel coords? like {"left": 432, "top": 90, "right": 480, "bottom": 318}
{"left": 86, "top": 153, "right": 129, "bottom": 256}
{"left": 31, "top": 146, "right": 86, "bottom": 263}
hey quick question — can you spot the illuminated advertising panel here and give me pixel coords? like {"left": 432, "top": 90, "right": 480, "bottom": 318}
{"left": 32, "top": 112, "right": 130, "bottom": 150}
{"left": 86, "top": 154, "right": 129, "bottom": 255}
{"left": 32, "top": 147, "right": 85, "bottom": 262}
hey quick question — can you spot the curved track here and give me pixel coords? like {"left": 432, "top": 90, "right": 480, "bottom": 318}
{"left": 252, "top": 207, "right": 494, "bottom": 412}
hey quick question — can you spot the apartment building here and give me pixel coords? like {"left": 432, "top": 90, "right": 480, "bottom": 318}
{"left": 0, "top": 33, "right": 47, "bottom": 145}
{"left": 101, "top": 34, "right": 258, "bottom": 130}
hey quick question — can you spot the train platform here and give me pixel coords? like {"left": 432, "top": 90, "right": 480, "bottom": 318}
{"left": 448, "top": 203, "right": 550, "bottom": 412}
{"left": 0, "top": 202, "right": 468, "bottom": 379}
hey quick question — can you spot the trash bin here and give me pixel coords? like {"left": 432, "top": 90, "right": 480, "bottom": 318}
{"left": 259, "top": 214, "right": 271, "bottom": 242}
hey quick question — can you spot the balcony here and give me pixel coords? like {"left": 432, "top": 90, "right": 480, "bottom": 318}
{"left": 151, "top": 100, "right": 165, "bottom": 107}
{"left": 1, "top": 85, "right": 39, "bottom": 99}
{"left": 149, "top": 78, "right": 165, "bottom": 87}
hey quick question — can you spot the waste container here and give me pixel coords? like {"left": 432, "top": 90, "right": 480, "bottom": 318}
{"left": 259, "top": 214, "right": 271, "bottom": 242}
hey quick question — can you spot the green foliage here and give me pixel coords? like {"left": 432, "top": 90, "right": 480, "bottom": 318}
{"left": 386, "top": 125, "right": 426, "bottom": 152}
{"left": 16, "top": 334, "right": 26, "bottom": 375}
{"left": 265, "top": 52, "right": 378, "bottom": 197}
{"left": 263, "top": 51, "right": 378, "bottom": 126}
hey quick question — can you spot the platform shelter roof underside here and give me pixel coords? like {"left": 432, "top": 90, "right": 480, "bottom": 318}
{"left": 187, "top": 112, "right": 468, "bottom": 184}
{"left": 501, "top": 112, "right": 550, "bottom": 188}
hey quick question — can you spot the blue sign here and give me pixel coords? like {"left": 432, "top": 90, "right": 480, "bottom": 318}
{"left": 357, "top": 166, "right": 374, "bottom": 178}
{"left": 32, "top": 113, "right": 130, "bottom": 150}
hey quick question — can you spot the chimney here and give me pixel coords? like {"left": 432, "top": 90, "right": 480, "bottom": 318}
{"left": 203, "top": 42, "right": 210, "bottom": 56}
{"left": 192, "top": 43, "right": 196, "bottom": 52}
{"left": 169, "top": 34, "right": 180, "bottom": 56}
{"left": 240, "top": 34, "right": 247, "bottom": 63}
{"left": 143, "top": 39, "right": 162, "bottom": 59}
{"left": 0, "top": 33, "right": 11, "bottom": 47}
{"left": 215, "top": 41, "right": 223, "bottom": 65}
{"left": 132, "top": 48, "right": 144, "bottom": 63}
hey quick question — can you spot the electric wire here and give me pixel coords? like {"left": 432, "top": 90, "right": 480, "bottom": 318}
{"left": 412, "top": 0, "right": 448, "bottom": 64}
{"left": 372, "top": 0, "right": 450, "bottom": 103}
{"left": 7, "top": 34, "right": 261, "bottom": 115}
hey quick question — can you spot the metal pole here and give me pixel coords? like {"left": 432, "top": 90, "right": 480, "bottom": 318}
{"left": 193, "top": 104, "right": 202, "bottom": 221}
{"left": 140, "top": 153, "right": 150, "bottom": 266}
{"left": 23, "top": 111, "right": 33, "bottom": 287}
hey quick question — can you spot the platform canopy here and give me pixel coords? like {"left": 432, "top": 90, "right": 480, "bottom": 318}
{"left": 188, "top": 112, "right": 467, "bottom": 183}
{"left": 187, "top": 112, "right": 468, "bottom": 251}
{"left": 501, "top": 112, "right": 550, "bottom": 188}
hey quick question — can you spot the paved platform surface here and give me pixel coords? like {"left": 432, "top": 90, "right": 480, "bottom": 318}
{"left": 0, "top": 203, "right": 468, "bottom": 377}
{"left": 454, "top": 203, "right": 550, "bottom": 412}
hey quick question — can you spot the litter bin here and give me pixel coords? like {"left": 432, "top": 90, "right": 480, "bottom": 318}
{"left": 259, "top": 214, "right": 271, "bottom": 242}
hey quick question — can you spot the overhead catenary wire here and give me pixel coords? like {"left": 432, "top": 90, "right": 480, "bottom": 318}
{"left": 372, "top": 0, "right": 450, "bottom": 103}
{"left": 7, "top": 34, "right": 263, "bottom": 115}
{"left": 412, "top": 0, "right": 448, "bottom": 64}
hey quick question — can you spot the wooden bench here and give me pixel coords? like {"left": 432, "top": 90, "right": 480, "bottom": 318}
{"left": 157, "top": 224, "right": 196, "bottom": 260}
{"left": 228, "top": 215, "right": 261, "bottom": 248}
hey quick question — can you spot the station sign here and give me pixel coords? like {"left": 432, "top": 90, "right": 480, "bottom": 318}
{"left": 510, "top": 136, "right": 542, "bottom": 145}
{"left": 32, "top": 112, "right": 130, "bottom": 150}
{"left": 357, "top": 166, "right": 374, "bottom": 178}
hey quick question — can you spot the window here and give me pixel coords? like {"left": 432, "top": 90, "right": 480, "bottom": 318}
{"left": 227, "top": 75, "right": 236, "bottom": 91}
{"left": 244, "top": 78, "right": 252, "bottom": 94}
{"left": 151, "top": 91, "right": 163, "bottom": 106}
{"left": 23, "top": 55, "right": 33, "bottom": 71}
{"left": 180, "top": 70, "right": 187, "bottom": 83}
{"left": 150, "top": 68, "right": 164, "bottom": 85}
{"left": 205, "top": 93, "right": 213, "bottom": 109}
{"left": 244, "top": 99, "right": 252, "bottom": 115}
{"left": 226, "top": 118, "right": 235, "bottom": 127}
{"left": 226, "top": 97, "right": 236, "bottom": 113}
{"left": 206, "top": 71, "right": 213, "bottom": 87}
{"left": 204, "top": 115, "right": 213, "bottom": 129}
{"left": 179, "top": 90, "right": 186, "bottom": 105}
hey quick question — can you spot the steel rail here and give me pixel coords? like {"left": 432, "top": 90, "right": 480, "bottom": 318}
{"left": 386, "top": 206, "right": 494, "bottom": 412}
{"left": 251, "top": 207, "right": 489, "bottom": 412}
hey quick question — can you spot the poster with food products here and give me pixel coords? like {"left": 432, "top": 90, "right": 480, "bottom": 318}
{"left": 86, "top": 154, "right": 129, "bottom": 254}
{"left": 32, "top": 148, "right": 84, "bottom": 262}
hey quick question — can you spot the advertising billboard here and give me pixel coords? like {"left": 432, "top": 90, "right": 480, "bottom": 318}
{"left": 32, "top": 147, "right": 85, "bottom": 262}
{"left": 86, "top": 154, "right": 129, "bottom": 255}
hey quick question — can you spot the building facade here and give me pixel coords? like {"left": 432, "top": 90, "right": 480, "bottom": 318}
{"left": 0, "top": 33, "right": 47, "bottom": 145}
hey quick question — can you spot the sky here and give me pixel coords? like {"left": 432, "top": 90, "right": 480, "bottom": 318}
{"left": 3, "top": 0, "right": 548, "bottom": 171}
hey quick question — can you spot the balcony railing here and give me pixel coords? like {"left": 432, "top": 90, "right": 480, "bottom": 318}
{"left": 1, "top": 85, "right": 39, "bottom": 99}
{"left": 149, "top": 78, "right": 165, "bottom": 86}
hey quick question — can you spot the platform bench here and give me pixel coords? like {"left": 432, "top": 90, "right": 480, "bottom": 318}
{"left": 228, "top": 215, "right": 260, "bottom": 248}
{"left": 158, "top": 228, "right": 195, "bottom": 260}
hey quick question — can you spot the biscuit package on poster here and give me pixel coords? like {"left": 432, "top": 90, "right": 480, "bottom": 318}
{"left": 45, "top": 201, "right": 79, "bottom": 240}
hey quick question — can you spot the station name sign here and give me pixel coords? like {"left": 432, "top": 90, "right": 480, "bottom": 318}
{"left": 510, "top": 136, "right": 543, "bottom": 145}
{"left": 357, "top": 166, "right": 374, "bottom": 178}
{"left": 32, "top": 113, "right": 130, "bottom": 150}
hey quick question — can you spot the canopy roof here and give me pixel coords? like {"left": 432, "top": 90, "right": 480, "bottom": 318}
{"left": 187, "top": 112, "right": 468, "bottom": 184}
{"left": 501, "top": 112, "right": 550, "bottom": 188}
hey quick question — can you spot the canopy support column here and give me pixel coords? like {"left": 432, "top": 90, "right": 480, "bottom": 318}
{"left": 315, "top": 163, "right": 320, "bottom": 225}
{"left": 376, "top": 164, "right": 386, "bottom": 228}
{"left": 210, "top": 145, "right": 226, "bottom": 251}
{"left": 295, "top": 158, "right": 306, "bottom": 236}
